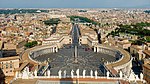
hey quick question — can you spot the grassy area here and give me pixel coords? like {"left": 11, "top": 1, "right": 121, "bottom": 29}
{"left": 107, "top": 22, "right": 150, "bottom": 37}
{"left": 43, "top": 18, "right": 61, "bottom": 25}
{"left": 68, "top": 16, "right": 99, "bottom": 25}
{"left": 117, "top": 22, "right": 150, "bottom": 36}
{"left": 24, "top": 41, "right": 38, "bottom": 48}
{"left": 145, "top": 36, "right": 150, "bottom": 42}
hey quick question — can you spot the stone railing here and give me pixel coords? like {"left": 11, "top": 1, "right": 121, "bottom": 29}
{"left": 15, "top": 74, "right": 145, "bottom": 83}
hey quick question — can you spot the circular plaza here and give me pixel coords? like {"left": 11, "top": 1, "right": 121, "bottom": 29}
{"left": 20, "top": 24, "right": 132, "bottom": 79}
{"left": 27, "top": 44, "right": 123, "bottom": 76}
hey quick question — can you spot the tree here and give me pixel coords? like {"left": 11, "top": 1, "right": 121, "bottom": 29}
{"left": 24, "top": 41, "right": 38, "bottom": 48}
{"left": 131, "top": 40, "right": 144, "bottom": 45}
{"left": 146, "top": 36, "right": 150, "bottom": 42}
{"left": 43, "top": 18, "right": 61, "bottom": 25}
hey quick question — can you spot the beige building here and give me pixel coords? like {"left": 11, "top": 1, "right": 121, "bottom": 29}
{"left": 0, "top": 56, "right": 20, "bottom": 76}
{"left": 130, "top": 45, "right": 145, "bottom": 60}
{"left": 143, "top": 50, "right": 150, "bottom": 84}
{"left": 42, "top": 34, "right": 72, "bottom": 48}
{"left": 116, "top": 39, "right": 131, "bottom": 50}
{"left": 0, "top": 41, "right": 3, "bottom": 57}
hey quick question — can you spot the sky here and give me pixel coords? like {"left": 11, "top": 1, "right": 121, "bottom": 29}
{"left": 0, "top": 0, "right": 150, "bottom": 8}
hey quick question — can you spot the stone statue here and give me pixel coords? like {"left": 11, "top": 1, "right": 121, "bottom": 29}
{"left": 30, "top": 72, "right": 34, "bottom": 79}
{"left": 26, "top": 67, "right": 29, "bottom": 75}
{"left": 76, "top": 69, "right": 79, "bottom": 78}
{"left": 135, "top": 75, "right": 139, "bottom": 80}
{"left": 90, "top": 70, "right": 93, "bottom": 78}
{"left": 47, "top": 70, "right": 50, "bottom": 77}
{"left": 44, "top": 72, "right": 47, "bottom": 76}
{"left": 64, "top": 70, "right": 67, "bottom": 78}
{"left": 71, "top": 69, "right": 74, "bottom": 78}
{"left": 15, "top": 71, "right": 18, "bottom": 78}
{"left": 22, "top": 67, "right": 29, "bottom": 79}
{"left": 140, "top": 73, "right": 143, "bottom": 81}
{"left": 34, "top": 69, "right": 37, "bottom": 77}
{"left": 119, "top": 71, "right": 123, "bottom": 79}
{"left": 19, "top": 72, "right": 22, "bottom": 78}
{"left": 129, "top": 70, "right": 136, "bottom": 81}
{"left": 107, "top": 71, "right": 110, "bottom": 78}
{"left": 83, "top": 70, "right": 86, "bottom": 78}
{"left": 58, "top": 70, "right": 62, "bottom": 79}
{"left": 95, "top": 70, "right": 98, "bottom": 79}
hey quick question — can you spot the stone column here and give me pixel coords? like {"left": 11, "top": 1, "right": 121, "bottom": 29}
{"left": 97, "top": 47, "right": 99, "bottom": 52}
{"left": 56, "top": 47, "right": 58, "bottom": 52}
{"left": 94, "top": 47, "right": 96, "bottom": 52}
{"left": 52, "top": 47, "right": 55, "bottom": 52}
{"left": 51, "top": 48, "right": 52, "bottom": 52}
{"left": 119, "top": 71, "right": 123, "bottom": 79}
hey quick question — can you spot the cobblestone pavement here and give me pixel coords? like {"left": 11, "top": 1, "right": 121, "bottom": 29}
{"left": 34, "top": 44, "right": 116, "bottom": 76}
{"left": 33, "top": 24, "right": 116, "bottom": 76}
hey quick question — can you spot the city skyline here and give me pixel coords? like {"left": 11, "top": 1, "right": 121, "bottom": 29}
{"left": 0, "top": 0, "right": 150, "bottom": 8}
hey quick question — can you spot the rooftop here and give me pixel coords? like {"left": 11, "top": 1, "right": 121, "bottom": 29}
{"left": 143, "top": 50, "right": 150, "bottom": 56}
{"left": 143, "top": 63, "right": 150, "bottom": 70}
{"left": 0, "top": 56, "right": 19, "bottom": 62}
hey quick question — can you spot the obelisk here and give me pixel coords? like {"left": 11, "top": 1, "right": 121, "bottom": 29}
{"left": 74, "top": 46, "right": 78, "bottom": 63}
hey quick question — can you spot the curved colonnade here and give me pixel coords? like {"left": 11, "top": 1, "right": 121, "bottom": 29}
{"left": 30, "top": 45, "right": 58, "bottom": 64}
{"left": 94, "top": 45, "right": 132, "bottom": 77}
{"left": 21, "top": 44, "right": 58, "bottom": 65}
{"left": 25, "top": 43, "right": 132, "bottom": 78}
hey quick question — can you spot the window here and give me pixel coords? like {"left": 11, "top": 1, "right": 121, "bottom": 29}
{"left": 10, "top": 64, "right": 12, "bottom": 68}
{"left": 1, "top": 65, "right": 3, "bottom": 69}
{"left": 6, "top": 63, "right": 8, "bottom": 69}
{"left": 10, "top": 70, "right": 12, "bottom": 72}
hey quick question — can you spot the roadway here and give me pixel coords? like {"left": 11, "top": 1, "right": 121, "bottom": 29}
{"left": 72, "top": 24, "right": 80, "bottom": 46}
